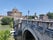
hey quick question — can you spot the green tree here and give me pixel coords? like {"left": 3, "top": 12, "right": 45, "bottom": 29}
{"left": 28, "top": 16, "right": 34, "bottom": 19}
{"left": 0, "top": 30, "right": 10, "bottom": 40}
{"left": 47, "top": 12, "right": 53, "bottom": 19}
{"left": 1, "top": 17, "right": 13, "bottom": 25}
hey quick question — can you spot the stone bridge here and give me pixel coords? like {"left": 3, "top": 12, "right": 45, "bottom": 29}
{"left": 14, "top": 19, "right": 53, "bottom": 40}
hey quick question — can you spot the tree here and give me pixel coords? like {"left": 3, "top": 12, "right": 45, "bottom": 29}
{"left": 0, "top": 30, "right": 10, "bottom": 40}
{"left": 1, "top": 17, "right": 13, "bottom": 25}
{"left": 28, "top": 16, "right": 34, "bottom": 19}
{"left": 47, "top": 12, "right": 53, "bottom": 19}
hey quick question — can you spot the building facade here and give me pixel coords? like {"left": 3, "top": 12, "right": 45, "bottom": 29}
{"left": 39, "top": 15, "right": 48, "bottom": 20}
{"left": 7, "top": 8, "right": 23, "bottom": 20}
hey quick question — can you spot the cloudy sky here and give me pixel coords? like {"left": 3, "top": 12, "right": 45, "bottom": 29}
{"left": 0, "top": 0, "right": 53, "bottom": 16}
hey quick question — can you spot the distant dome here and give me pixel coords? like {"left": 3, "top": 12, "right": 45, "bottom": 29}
{"left": 12, "top": 8, "right": 19, "bottom": 13}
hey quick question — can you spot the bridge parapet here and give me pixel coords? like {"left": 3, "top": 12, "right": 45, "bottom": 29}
{"left": 14, "top": 19, "right": 53, "bottom": 40}
{"left": 22, "top": 19, "right": 53, "bottom": 40}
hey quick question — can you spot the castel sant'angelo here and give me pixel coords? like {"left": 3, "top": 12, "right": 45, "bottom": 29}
{"left": 0, "top": 8, "right": 27, "bottom": 20}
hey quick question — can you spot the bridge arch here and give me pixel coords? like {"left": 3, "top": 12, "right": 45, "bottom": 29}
{"left": 22, "top": 27, "right": 38, "bottom": 40}
{"left": 23, "top": 30, "right": 35, "bottom": 40}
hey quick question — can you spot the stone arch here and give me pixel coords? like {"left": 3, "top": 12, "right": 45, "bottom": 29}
{"left": 22, "top": 27, "right": 38, "bottom": 40}
{"left": 23, "top": 30, "right": 35, "bottom": 40}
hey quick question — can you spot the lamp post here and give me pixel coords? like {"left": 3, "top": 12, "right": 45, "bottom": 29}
{"left": 27, "top": 10, "right": 30, "bottom": 19}
{"left": 27, "top": 10, "right": 30, "bottom": 23}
